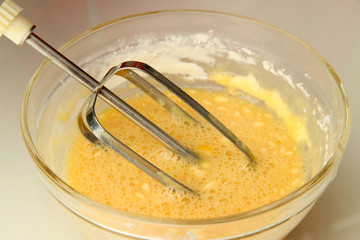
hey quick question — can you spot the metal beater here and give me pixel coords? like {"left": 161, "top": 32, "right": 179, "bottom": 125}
{"left": 0, "top": 0, "right": 255, "bottom": 193}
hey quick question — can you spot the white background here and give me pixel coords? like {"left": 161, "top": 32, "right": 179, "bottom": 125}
{"left": 0, "top": 0, "right": 359, "bottom": 239}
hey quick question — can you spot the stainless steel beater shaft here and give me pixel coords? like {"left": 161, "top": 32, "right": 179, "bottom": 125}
{"left": 26, "top": 32, "right": 198, "bottom": 159}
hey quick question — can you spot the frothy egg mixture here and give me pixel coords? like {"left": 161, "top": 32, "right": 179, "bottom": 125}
{"left": 66, "top": 73, "right": 305, "bottom": 219}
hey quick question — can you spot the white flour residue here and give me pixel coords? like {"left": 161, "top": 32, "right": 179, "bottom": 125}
{"left": 314, "top": 99, "right": 331, "bottom": 132}
{"left": 262, "top": 60, "right": 296, "bottom": 89}
{"left": 150, "top": 55, "right": 208, "bottom": 81}
{"left": 262, "top": 60, "right": 311, "bottom": 101}
{"left": 296, "top": 82, "right": 310, "bottom": 99}
{"left": 83, "top": 31, "right": 257, "bottom": 81}
{"left": 227, "top": 50, "right": 256, "bottom": 65}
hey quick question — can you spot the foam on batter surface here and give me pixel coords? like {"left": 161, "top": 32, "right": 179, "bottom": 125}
{"left": 66, "top": 88, "right": 305, "bottom": 219}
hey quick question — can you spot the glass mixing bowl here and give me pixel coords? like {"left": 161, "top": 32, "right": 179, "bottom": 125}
{"left": 21, "top": 10, "right": 350, "bottom": 240}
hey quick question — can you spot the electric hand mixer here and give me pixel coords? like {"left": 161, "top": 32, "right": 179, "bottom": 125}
{"left": 0, "top": 0, "right": 255, "bottom": 193}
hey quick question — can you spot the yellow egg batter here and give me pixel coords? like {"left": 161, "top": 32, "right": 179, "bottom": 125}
{"left": 66, "top": 84, "right": 305, "bottom": 219}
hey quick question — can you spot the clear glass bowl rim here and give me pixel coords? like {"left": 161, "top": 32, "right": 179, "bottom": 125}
{"left": 20, "top": 9, "right": 351, "bottom": 225}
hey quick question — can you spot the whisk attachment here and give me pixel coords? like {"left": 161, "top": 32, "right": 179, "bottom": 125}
{"left": 79, "top": 61, "right": 255, "bottom": 194}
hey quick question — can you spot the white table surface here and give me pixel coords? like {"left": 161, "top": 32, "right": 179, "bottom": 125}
{"left": 1, "top": 0, "right": 359, "bottom": 239}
